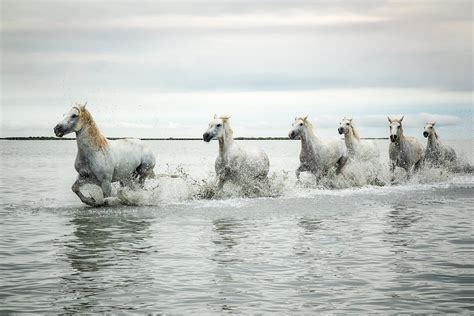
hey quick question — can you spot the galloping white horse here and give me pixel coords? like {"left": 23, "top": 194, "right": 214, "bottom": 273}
{"left": 203, "top": 115, "right": 269, "bottom": 189}
{"left": 289, "top": 116, "right": 348, "bottom": 179}
{"left": 54, "top": 103, "right": 156, "bottom": 206}
{"left": 338, "top": 117, "right": 379, "bottom": 160}
{"left": 423, "top": 122, "right": 456, "bottom": 167}
{"left": 388, "top": 116, "right": 424, "bottom": 176}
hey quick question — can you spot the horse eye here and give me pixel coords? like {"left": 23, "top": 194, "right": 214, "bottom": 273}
{"left": 299, "top": 123, "right": 303, "bottom": 126}
{"left": 217, "top": 124, "right": 222, "bottom": 128}
{"left": 71, "top": 114, "right": 78, "bottom": 118}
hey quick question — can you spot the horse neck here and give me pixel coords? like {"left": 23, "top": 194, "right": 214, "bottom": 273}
{"left": 344, "top": 128, "right": 359, "bottom": 151}
{"left": 301, "top": 127, "right": 320, "bottom": 153}
{"left": 218, "top": 125, "right": 234, "bottom": 155}
{"left": 393, "top": 129, "right": 408, "bottom": 149}
{"left": 75, "top": 120, "right": 108, "bottom": 154}
{"left": 427, "top": 132, "right": 440, "bottom": 148}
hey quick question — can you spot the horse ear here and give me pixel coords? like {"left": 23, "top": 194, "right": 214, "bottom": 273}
{"left": 214, "top": 113, "right": 217, "bottom": 119}
{"left": 388, "top": 116, "right": 392, "bottom": 123}
{"left": 400, "top": 115, "right": 404, "bottom": 122}
{"left": 432, "top": 121, "right": 436, "bottom": 126}
{"left": 348, "top": 118, "right": 353, "bottom": 122}
{"left": 303, "top": 115, "right": 308, "bottom": 121}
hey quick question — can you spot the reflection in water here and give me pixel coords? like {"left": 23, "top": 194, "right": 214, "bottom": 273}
{"left": 55, "top": 210, "right": 153, "bottom": 313}
{"left": 294, "top": 216, "right": 323, "bottom": 258}
{"left": 387, "top": 204, "right": 422, "bottom": 230}
{"left": 383, "top": 204, "right": 423, "bottom": 282}
{"left": 211, "top": 218, "right": 248, "bottom": 265}
{"left": 210, "top": 217, "right": 250, "bottom": 313}
{"left": 298, "top": 217, "right": 323, "bottom": 236}
{"left": 384, "top": 204, "right": 422, "bottom": 251}
{"left": 294, "top": 217, "right": 324, "bottom": 288}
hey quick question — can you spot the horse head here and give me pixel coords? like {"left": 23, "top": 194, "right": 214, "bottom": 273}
{"left": 54, "top": 103, "right": 87, "bottom": 137}
{"left": 388, "top": 115, "right": 404, "bottom": 143}
{"left": 338, "top": 117, "right": 353, "bottom": 135}
{"left": 203, "top": 114, "right": 232, "bottom": 142}
{"left": 289, "top": 116, "right": 312, "bottom": 140}
{"left": 423, "top": 121, "right": 436, "bottom": 138}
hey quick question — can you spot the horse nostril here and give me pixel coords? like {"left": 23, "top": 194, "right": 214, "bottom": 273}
{"left": 54, "top": 125, "right": 65, "bottom": 136}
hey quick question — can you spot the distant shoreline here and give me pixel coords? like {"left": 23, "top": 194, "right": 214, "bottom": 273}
{"left": 0, "top": 136, "right": 390, "bottom": 140}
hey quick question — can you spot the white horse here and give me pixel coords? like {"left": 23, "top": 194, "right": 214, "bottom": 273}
{"left": 54, "top": 103, "right": 156, "bottom": 206}
{"left": 289, "top": 116, "right": 348, "bottom": 179}
{"left": 388, "top": 116, "right": 424, "bottom": 176}
{"left": 338, "top": 117, "right": 379, "bottom": 160}
{"left": 203, "top": 115, "right": 269, "bottom": 189}
{"left": 423, "top": 122, "right": 456, "bottom": 167}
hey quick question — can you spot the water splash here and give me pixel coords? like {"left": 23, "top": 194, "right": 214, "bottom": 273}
{"left": 79, "top": 156, "right": 474, "bottom": 207}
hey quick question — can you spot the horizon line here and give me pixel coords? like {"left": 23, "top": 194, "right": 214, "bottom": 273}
{"left": 1, "top": 136, "right": 390, "bottom": 141}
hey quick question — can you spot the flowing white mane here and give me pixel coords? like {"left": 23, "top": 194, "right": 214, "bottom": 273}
{"left": 343, "top": 118, "right": 360, "bottom": 140}
{"left": 74, "top": 104, "right": 108, "bottom": 150}
{"left": 297, "top": 116, "right": 314, "bottom": 129}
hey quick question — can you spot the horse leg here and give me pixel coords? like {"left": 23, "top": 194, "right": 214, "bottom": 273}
{"left": 413, "top": 159, "right": 423, "bottom": 172}
{"left": 296, "top": 165, "right": 306, "bottom": 181}
{"left": 217, "top": 175, "right": 226, "bottom": 190}
{"left": 136, "top": 163, "right": 155, "bottom": 186}
{"left": 336, "top": 155, "right": 348, "bottom": 174}
{"left": 101, "top": 180, "right": 119, "bottom": 206}
{"left": 72, "top": 176, "right": 99, "bottom": 207}
{"left": 390, "top": 162, "right": 397, "bottom": 184}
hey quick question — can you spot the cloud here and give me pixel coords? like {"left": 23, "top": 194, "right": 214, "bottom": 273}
{"left": 0, "top": 0, "right": 472, "bottom": 138}
{"left": 2, "top": 0, "right": 471, "bottom": 94}
{"left": 2, "top": 12, "right": 391, "bottom": 33}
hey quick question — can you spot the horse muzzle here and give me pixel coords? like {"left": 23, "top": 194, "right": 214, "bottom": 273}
{"left": 54, "top": 125, "right": 64, "bottom": 137}
{"left": 390, "top": 135, "right": 398, "bottom": 142}
{"left": 338, "top": 127, "right": 344, "bottom": 135}
{"left": 288, "top": 131, "right": 297, "bottom": 139}
{"left": 203, "top": 132, "right": 212, "bottom": 142}
{"left": 423, "top": 131, "right": 429, "bottom": 138}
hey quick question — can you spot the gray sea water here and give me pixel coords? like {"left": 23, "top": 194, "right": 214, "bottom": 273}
{"left": 1, "top": 139, "right": 473, "bottom": 314}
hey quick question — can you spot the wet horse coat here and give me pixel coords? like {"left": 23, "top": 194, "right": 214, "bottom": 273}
{"left": 289, "top": 116, "right": 348, "bottom": 179}
{"left": 203, "top": 115, "right": 269, "bottom": 189}
{"left": 54, "top": 104, "right": 155, "bottom": 206}
{"left": 338, "top": 118, "right": 379, "bottom": 160}
{"left": 388, "top": 116, "right": 424, "bottom": 176}
{"left": 423, "top": 122, "right": 456, "bottom": 167}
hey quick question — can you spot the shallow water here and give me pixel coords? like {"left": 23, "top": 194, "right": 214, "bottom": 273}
{"left": 1, "top": 139, "right": 473, "bottom": 313}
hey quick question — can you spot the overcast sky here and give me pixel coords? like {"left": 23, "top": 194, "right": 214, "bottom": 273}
{"left": 1, "top": 0, "right": 472, "bottom": 138}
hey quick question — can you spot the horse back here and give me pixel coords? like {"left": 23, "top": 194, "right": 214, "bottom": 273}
{"left": 109, "top": 138, "right": 156, "bottom": 180}
{"left": 405, "top": 137, "right": 424, "bottom": 160}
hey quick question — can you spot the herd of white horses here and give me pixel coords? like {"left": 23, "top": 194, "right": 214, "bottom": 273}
{"left": 54, "top": 103, "right": 458, "bottom": 206}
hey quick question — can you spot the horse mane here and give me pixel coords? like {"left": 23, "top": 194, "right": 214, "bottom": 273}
{"left": 298, "top": 117, "right": 313, "bottom": 129}
{"left": 349, "top": 122, "right": 360, "bottom": 140}
{"left": 427, "top": 123, "right": 439, "bottom": 139}
{"left": 76, "top": 105, "right": 108, "bottom": 150}
{"left": 221, "top": 116, "right": 234, "bottom": 138}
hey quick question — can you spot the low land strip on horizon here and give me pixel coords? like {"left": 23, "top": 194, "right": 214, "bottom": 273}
{"left": 1, "top": 136, "right": 390, "bottom": 141}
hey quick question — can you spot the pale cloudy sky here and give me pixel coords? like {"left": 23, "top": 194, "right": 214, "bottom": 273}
{"left": 0, "top": 0, "right": 472, "bottom": 138}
